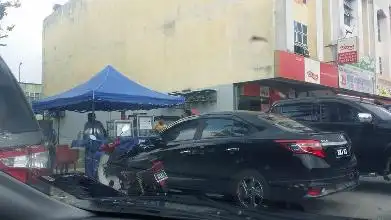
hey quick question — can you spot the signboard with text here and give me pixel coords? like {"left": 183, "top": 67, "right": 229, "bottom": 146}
{"left": 338, "top": 65, "right": 374, "bottom": 94}
{"left": 275, "top": 51, "right": 339, "bottom": 88}
{"left": 337, "top": 37, "right": 358, "bottom": 64}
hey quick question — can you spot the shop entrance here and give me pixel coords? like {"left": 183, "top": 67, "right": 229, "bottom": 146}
{"left": 235, "top": 78, "right": 336, "bottom": 112}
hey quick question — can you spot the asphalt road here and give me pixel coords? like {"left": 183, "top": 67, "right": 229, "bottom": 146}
{"left": 300, "top": 176, "right": 391, "bottom": 219}
{"left": 51, "top": 170, "right": 391, "bottom": 219}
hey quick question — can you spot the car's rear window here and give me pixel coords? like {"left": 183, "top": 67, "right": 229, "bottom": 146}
{"left": 0, "top": 57, "right": 42, "bottom": 147}
{"left": 258, "top": 113, "right": 314, "bottom": 133}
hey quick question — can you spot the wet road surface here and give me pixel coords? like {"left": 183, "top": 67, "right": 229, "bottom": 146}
{"left": 301, "top": 176, "right": 391, "bottom": 219}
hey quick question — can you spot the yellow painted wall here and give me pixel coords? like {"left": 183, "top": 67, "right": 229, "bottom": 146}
{"left": 43, "top": 0, "right": 275, "bottom": 96}
{"left": 322, "top": 0, "right": 334, "bottom": 63}
{"left": 361, "top": 2, "right": 370, "bottom": 55}
{"left": 291, "top": 0, "right": 318, "bottom": 59}
{"left": 306, "top": 0, "right": 317, "bottom": 58}
{"left": 292, "top": 0, "right": 308, "bottom": 24}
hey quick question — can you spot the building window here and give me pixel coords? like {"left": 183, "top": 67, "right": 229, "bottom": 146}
{"left": 377, "top": 12, "right": 382, "bottom": 42}
{"left": 344, "top": 0, "right": 354, "bottom": 27}
{"left": 294, "top": 21, "right": 309, "bottom": 57}
{"left": 377, "top": 10, "right": 386, "bottom": 42}
{"left": 33, "top": 93, "right": 40, "bottom": 100}
{"left": 379, "top": 57, "right": 383, "bottom": 75}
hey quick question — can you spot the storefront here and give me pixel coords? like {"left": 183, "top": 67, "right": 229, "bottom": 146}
{"left": 236, "top": 50, "right": 339, "bottom": 112}
{"left": 337, "top": 56, "right": 375, "bottom": 95}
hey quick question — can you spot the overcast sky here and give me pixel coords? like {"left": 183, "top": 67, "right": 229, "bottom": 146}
{"left": 0, "top": 0, "right": 68, "bottom": 84}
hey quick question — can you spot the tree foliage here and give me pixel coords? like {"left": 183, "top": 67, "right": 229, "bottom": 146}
{"left": 0, "top": 0, "right": 21, "bottom": 46}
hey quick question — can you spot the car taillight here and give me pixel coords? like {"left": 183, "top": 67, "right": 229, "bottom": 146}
{"left": 0, "top": 148, "right": 48, "bottom": 169}
{"left": 0, "top": 145, "right": 49, "bottom": 183}
{"left": 275, "top": 139, "right": 325, "bottom": 158}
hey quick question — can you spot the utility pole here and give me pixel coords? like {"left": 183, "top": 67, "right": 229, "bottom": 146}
{"left": 18, "top": 62, "right": 22, "bottom": 83}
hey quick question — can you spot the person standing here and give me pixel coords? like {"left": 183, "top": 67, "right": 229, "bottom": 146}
{"left": 83, "top": 113, "right": 107, "bottom": 139}
{"left": 154, "top": 120, "right": 166, "bottom": 133}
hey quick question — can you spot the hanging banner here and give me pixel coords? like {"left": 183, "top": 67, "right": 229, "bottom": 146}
{"left": 338, "top": 65, "right": 374, "bottom": 94}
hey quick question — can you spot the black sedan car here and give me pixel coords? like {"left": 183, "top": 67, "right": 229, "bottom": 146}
{"left": 125, "top": 111, "right": 359, "bottom": 208}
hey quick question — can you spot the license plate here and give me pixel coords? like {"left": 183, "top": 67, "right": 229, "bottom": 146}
{"left": 336, "top": 147, "right": 349, "bottom": 158}
{"left": 154, "top": 170, "right": 168, "bottom": 183}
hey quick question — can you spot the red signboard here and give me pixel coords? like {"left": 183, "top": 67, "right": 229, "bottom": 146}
{"left": 320, "top": 63, "right": 338, "bottom": 88}
{"left": 337, "top": 51, "right": 358, "bottom": 64}
{"left": 337, "top": 37, "right": 358, "bottom": 64}
{"left": 242, "top": 82, "right": 260, "bottom": 96}
{"left": 275, "top": 50, "right": 339, "bottom": 88}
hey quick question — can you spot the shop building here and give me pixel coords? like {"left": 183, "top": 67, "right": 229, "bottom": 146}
{"left": 42, "top": 0, "right": 391, "bottom": 115}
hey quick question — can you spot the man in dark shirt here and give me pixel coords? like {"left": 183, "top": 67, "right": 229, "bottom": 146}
{"left": 83, "top": 113, "right": 107, "bottom": 139}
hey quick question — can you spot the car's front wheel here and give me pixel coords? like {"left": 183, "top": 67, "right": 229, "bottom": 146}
{"left": 231, "top": 170, "right": 270, "bottom": 208}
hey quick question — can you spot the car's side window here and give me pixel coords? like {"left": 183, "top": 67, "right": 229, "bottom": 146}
{"left": 320, "top": 102, "right": 359, "bottom": 122}
{"left": 201, "top": 118, "right": 251, "bottom": 139}
{"left": 276, "top": 103, "right": 316, "bottom": 121}
{"left": 320, "top": 102, "right": 338, "bottom": 122}
{"left": 161, "top": 120, "right": 199, "bottom": 142}
{"left": 337, "top": 103, "right": 359, "bottom": 122}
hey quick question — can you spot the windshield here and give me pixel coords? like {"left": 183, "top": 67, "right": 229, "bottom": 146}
{"left": 360, "top": 102, "right": 391, "bottom": 120}
{"left": 1, "top": 1, "right": 390, "bottom": 219}
{"left": 0, "top": 57, "right": 42, "bottom": 147}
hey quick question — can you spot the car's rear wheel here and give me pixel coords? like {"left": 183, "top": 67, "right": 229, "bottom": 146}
{"left": 232, "top": 170, "right": 270, "bottom": 208}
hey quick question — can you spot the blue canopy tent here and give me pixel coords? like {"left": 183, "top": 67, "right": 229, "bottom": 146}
{"left": 32, "top": 65, "right": 185, "bottom": 113}
{"left": 33, "top": 65, "right": 184, "bottom": 179}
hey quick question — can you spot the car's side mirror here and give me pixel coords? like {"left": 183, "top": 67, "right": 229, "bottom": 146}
{"left": 357, "top": 113, "right": 373, "bottom": 123}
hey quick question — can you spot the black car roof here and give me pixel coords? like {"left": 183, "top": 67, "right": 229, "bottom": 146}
{"left": 272, "top": 96, "right": 374, "bottom": 106}
{"left": 163, "top": 111, "right": 269, "bottom": 131}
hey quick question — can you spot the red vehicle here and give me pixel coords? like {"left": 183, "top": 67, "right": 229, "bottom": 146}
{"left": 0, "top": 56, "right": 50, "bottom": 188}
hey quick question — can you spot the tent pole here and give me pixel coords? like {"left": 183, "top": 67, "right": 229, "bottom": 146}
{"left": 92, "top": 91, "right": 95, "bottom": 134}
{"left": 57, "top": 117, "right": 60, "bottom": 144}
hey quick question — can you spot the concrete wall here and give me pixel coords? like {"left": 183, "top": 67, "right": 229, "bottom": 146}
{"left": 373, "top": 0, "right": 391, "bottom": 78}
{"left": 54, "top": 108, "right": 184, "bottom": 145}
{"left": 53, "top": 83, "right": 234, "bottom": 144}
{"left": 42, "top": 0, "right": 276, "bottom": 96}
{"left": 188, "top": 84, "right": 235, "bottom": 114}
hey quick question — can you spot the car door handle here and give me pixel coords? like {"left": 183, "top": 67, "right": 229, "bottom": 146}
{"left": 225, "top": 147, "right": 239, "bottom": 152}
{"left": 180, "top": 150, "right": 191, "bottom": 154}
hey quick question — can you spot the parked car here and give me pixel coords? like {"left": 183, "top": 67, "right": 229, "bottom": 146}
{"left": 0, "top": 56, "right": 50, "bottom": 190}
{"left": 121, "top": 111, "right": 359, "bottom": 208}
{"left": 269, "top": 96, "right": 391, "bottom": 178}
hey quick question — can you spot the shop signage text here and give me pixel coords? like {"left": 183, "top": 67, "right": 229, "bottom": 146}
{"left": 338, "top": 65, "right": 374, "bottom": 94}
{"left": 275, "top": 51, "right": 339, "bottom": 88}
{"left": 304, "top": 58, "right": 320, "bottom": 84}
{"left": 337, "top": 37, "right": 358, "bottom": 64}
